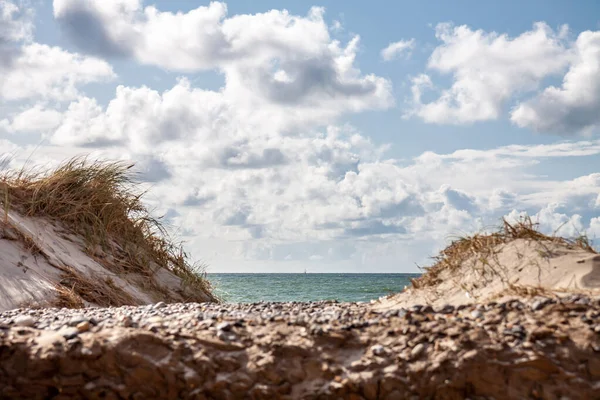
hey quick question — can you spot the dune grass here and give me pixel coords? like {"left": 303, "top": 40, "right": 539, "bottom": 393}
{"left": 412, "top": 216, "right": 597, "bottom": 290}
{"left": 0, "top": 157, "right": 217, "bottom": 304}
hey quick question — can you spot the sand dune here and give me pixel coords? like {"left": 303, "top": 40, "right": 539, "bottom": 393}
{"left": 377, "top": 220, "right": 600, "bottom": 310}
{"left": 0, "top": 158, "right": 216, "bottom": 311}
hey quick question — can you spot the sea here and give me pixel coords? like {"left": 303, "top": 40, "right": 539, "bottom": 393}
{"left": 207, "top": 273, "right": 421, "bottom": 303}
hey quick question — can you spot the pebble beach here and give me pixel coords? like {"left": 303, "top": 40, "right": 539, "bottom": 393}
{"left": 2, "top": 295, "right": 600, "bottom": 399}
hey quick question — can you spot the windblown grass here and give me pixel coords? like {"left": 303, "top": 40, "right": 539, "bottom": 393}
{"left": 53, "top": 266, "right": 138, "bottom": 308}
{"left": 0, "top": 157, "right": 217, "bottom": 303}
{"left": 412, "top": 216, "right": 597, "bottom": 289}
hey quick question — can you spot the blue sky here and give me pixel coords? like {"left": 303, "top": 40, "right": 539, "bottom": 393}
{"left": 1, "top": 0, "right": 599, "bottom": 272}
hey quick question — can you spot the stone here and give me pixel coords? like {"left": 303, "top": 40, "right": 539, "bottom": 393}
{"left": 438, "top": 305, "right": 455, "bottom": 314}
{"left": 531, "top": 298, "right": 550, "bottom": 311}
{"left": 411, "top": 343, "right": 425, "bottom": 359}
{"left": 370, "top": 344, "right": 386, "bottom": 356}
{"left": 216, "top": 322, "right": 232, "bottom": 332}
{"left": 14, "top": 316, "right": 36, "bottom": 327}
{"left": 76, "top": 321, "right": 90, "bottom": 333}
{"left": 60, "top": 328, "right": 79, "bottom": 340}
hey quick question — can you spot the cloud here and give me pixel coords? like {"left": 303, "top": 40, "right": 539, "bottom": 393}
{"left": 590, "top": 217, "right": 600, "bottom": 238}
{"left": 53, "top": 1, "right": 391, "bottom": 109}
{"left": 0, "top": 43, "right": 115, "bottom": 101}
{"left": 511, "top": 30, "right": 600, "bottom": 134}
{"left": 0, "top": 0, "right": 33, "bottom": 43}
{"left": 380, "top": 39, "right": 415, "bottom": 61}
{"left": 408, "top": 22, "right": 571, "bottom": 124}
{"left": 505, "top": 205, "right": 585, "bottom": 238}
{"left": 0, "top": 0, "right": 29, "bottom": 68}
{"left": 0, "top": 1, "right": 115, "bottom": 102}
{"left": 52, "top": 0, "right": 139, "bottom": 58}
{"left": 1, "top": 104, "right": 63, "bottom": 133}
{"left": 51, "top": 77, "right": 389, "bottom": 154}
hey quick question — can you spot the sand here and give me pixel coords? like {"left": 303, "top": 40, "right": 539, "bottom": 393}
{"left": 376, "top": 237, "right": 600, "bottom": 310}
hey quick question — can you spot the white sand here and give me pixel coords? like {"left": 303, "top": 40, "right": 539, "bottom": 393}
{"left": 376, "top": 238, "right": 600, "bottom": 310}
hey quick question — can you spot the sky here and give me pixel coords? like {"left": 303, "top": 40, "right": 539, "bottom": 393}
{"left": 1, "top": 0, "right": 600, "bottom": 273}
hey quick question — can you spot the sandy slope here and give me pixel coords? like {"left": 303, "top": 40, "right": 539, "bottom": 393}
{"left": 0, "top": 209, "right": 214, "bottom": 311}
{"left": 376, "top": 238, "right": 600, "bottom": 310}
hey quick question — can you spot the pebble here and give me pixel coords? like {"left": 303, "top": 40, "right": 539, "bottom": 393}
{"left": 76, "top": 321, "right": 91, "bottom": 333}
{"left": 60, "top": 328, "right": 79, "bottom": 340}
{"left": 13, "top": 316, "right": 36, "bottom": 327}
{"left": 370, "top": 344, "right": 386, "bottom": 356}
{"left": 530, "top": 298, "right": 551, "bottom": 311}
{"left": 217, "top": 322, "right": 232, "bottom": 332}
{"left": 411, "top": 343, "right": 425, "bottom": 359}
{"left": 217, "top": 331, "right": 236, "bottom": 342}
{"left": 68, "top": 316, "right": 88, "bottom": 326}
{"left": 438, "top": 305, "right": 455, "bottom": 314}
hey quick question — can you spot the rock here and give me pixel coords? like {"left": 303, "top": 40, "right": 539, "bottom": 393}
{"left": 531, "top": 298, "right": 551, "bottom": 311}
{"left": 153, "top": 302, "right": 166, "bottom": 309}
{"left": 60, "top": 328, "right": 79, "bottom": 340}
{"left": 217, "top": 330, "right": 236, "bottom": 342}
{"left": 216, "top": 322, "right": 232, "bottom": 332}
{"left": 76, "top": 321, "right": 91, "bottom": 333}
{"left": 462, "top": 349, "right": 478, "bottom": 360}
{"left": 410, "top": 305, "right": 423, "bottom": 313}
{"left": 470, "top": 310, "right": 484, "bottom": 320}
{"left": 146, "top": 316, "right": 163, "bottom": 324}
{"left": 438, "top": 305, "right": 455, "bottom": 314}
{"left": 421, "top": 305, "right": 434, "bottom": 314}
{"left": 13, "top": 316, "right": 36, "bottom": 327}
{"left": 411, "top": 343, "right": 425, "bottom": 359}
{"left": 68, "top": 316, "right": 88, "bottom": 326}
{"left": 119, "top": 316, "right": 133, "bottom": 327}
{"left": 370, "top": 344, "right": 386, "bottom": 356}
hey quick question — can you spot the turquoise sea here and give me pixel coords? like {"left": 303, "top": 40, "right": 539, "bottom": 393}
{"left": 207, "top": 273, "right": 421, "bottom": 303}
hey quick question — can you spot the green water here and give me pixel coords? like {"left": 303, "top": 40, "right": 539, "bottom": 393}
{"left": 207, "top": 273, "right": 420, "bottom": 303}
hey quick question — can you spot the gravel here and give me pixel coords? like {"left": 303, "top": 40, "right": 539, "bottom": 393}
{"left": 1, "top": 297, "right": 600, "bottom": 399}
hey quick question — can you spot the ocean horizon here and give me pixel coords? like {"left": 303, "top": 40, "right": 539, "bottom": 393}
{"left": 207, "top": 273, "right": 421, "bottom": 303}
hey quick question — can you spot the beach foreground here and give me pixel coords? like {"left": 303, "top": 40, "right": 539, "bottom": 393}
{"left": 2, "top": 296, "right": 600, "bottom": 399}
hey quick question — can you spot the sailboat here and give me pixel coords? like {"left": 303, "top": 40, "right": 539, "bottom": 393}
{"left": 304, "top": 268, "right": 307, "bottom": 274}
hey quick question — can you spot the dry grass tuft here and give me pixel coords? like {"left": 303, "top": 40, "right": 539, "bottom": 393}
{"left": 52, "top": 266, "right": 138, "bottom": 308}
{"left": 0, "top": 157, "right": 217, "bottom": 304}
{"left": 413, "top": 216, "right": 597, "bottom": 289}
{"left": 491, "top": 283, "right": 597, "bottom": 301}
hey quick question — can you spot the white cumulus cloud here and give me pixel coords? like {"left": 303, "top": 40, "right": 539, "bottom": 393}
{"left": 409, "top": 22, "right": 571, "bottom": 124}
{"left": 511, "top": 30, "right": 600, "bottom": 135}
{"left": 381, "top": 39, "right": 415, "bottom": 61}
{"left": 53, "top": 1, "right": 392, "bottom": 109}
